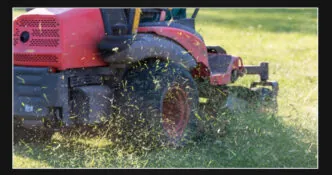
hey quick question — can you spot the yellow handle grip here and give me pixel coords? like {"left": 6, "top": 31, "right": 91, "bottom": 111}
{"left": 132, "top": 8, "right": 141, "bottom": 34}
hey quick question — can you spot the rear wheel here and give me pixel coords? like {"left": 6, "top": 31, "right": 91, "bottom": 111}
{"left": 162, "top": 86, "right": 191, "bottom": 140}
{"left": 116, "top": 61, "right": 199, "bottom": 147}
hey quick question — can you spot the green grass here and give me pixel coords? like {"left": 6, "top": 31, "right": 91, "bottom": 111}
{"left": 12, "top": 8, "right": 25, "bottom": 19}
{"left": 13, "top": 8, "right": 318, "bottom": 168}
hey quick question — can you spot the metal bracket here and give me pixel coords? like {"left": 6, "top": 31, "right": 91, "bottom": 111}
{"left": 243, "top": 62, "right": 278, "bottom": 97}
{"left": 243, "top": 62, "right": 269, "bottom": 82}
{"left": 250, "top": 81, "right": 279, "bottom": 97}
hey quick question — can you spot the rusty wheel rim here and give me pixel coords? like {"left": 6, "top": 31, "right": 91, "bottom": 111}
{"left": 162, "top": 86, "right": 190, "bottom": 139}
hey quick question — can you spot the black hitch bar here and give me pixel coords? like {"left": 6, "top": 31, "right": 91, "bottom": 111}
{"left": 243, "top": 62, "right": 279, "bottom": 97}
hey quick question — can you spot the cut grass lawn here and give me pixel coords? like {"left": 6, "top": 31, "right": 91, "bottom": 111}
{"left": 13, "top": 8, "right": 318, "bottom": 168}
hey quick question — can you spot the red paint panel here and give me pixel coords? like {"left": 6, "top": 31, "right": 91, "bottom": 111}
{"left": 13, "top": 8, "right": 108, "bottom": 70}
{"left": 191, "top": 63, "right": 210, "bottom": 78}
{"left": 209, "top": 53, "right": 243, "bottom": 85}
{"left": 138, "top": 27, "right": 209, "bottom": 68}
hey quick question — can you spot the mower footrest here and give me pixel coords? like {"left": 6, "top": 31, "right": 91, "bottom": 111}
{"left": 208, "top": 54, "right": 233, "bottom": 74}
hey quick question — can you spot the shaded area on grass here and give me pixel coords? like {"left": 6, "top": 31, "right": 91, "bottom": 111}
{"left": 13, "top": 112, "right": 316, "bottom": 168}
{"left": 13, "top": 84, "right": 317, "bottom": 168}
{"left": 145, "top": 114, "right": 316, "bottom": 168}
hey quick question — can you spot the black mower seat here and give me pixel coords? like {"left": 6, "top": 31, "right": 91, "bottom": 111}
{"left": 139, "top": 20, "right": 204, "bottom": 42}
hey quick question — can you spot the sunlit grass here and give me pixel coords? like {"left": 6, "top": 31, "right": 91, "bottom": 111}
{"left": 12, "top": 8, "right": 25, "bottom": 19}
{"left": 13, "top": 8, "right": 318, "bottom": 168}
{"left": 13, "top": 155, "right": 52, "bottom": 168}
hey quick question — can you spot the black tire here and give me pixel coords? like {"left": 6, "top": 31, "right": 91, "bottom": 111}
{"left": 116, "top": 61, "right": 200, "bottom": 148}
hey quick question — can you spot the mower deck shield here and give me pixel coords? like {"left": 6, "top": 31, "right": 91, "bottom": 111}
{"left": 13, "top": 66, "right": 69, "bottom": 121}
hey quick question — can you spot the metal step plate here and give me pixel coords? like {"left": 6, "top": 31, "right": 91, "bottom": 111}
{"left": 208, "top": 54, "right": 233, "bottom": 74}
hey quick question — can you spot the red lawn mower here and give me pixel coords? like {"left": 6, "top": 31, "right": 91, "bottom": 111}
{"left": 13, "top": 8, "right": 278, "bottom": 146}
